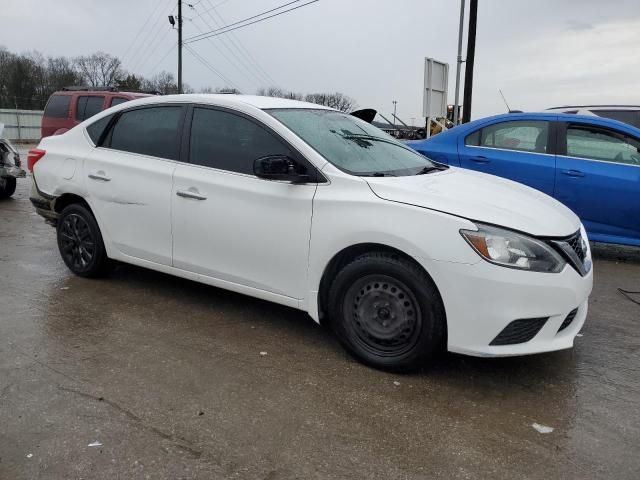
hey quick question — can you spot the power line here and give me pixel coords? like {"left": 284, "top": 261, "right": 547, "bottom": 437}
{"left": 126, "top": 0, "right": 175, "bottom": 67}
{"left": 190, "top": 2, "right": 271, "bottom": 89}
{"left": 202, "top": 0, "right": 279, "bottom": 88}
{"left": 184, "top": 0, "right": 318, "bottom": 44}
{"left": 184, "top": 44, "right": 242, "bottom": 91}
{"left": 128, "top": 0, "right": 176, "bottom": 71}
{"left": 148, "top": 44, "right": 178, "bottom": 76}
{"left": 121, "top": 0, "right": 168, "bottom": 62}
{"left": 188, "top": 15, "right": 259, "bottom": 91}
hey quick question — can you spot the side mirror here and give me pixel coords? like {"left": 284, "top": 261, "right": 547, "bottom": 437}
{"left": 254, "top": 155, "right": 310, "bottom": 183}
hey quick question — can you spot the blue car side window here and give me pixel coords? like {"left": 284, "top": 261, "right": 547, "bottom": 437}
{"left": 566, "top": 125, "right": 640, "bottom": 166}
{"left": 465, "top": 130, "right": 480, "bottom": 146}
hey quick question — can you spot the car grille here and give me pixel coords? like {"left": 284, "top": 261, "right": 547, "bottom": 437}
{"left": 557, "top": 307, "right": 579, "bottom": 332}
{"left": 490, "top": 317, "right": 549, "bottom": 346}
{"left": 566, "top": 231, "right": 586, "bottom": 263}
{"left": 550, "top": 230, "right": 590, "bottom": 276}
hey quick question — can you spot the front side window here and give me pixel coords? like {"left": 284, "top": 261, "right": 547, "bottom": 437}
{"left": 44, "top": 95, "right": 71, "bottom": 118}
{"left": 566, "top": 125, "right": 640, "bottom": 165}
{"left": 268, "top": 109, "right": 435, "bottom": 176}
{"left": 110, "top": 97, "right": 129, "bottom": 107}
{"left": 479, "top": 120, "right": 549, "bottom": 153}
{"left": 189, "top": 107, "right": 291, "bottom": 174}
{"left": 106, "top": 106, "right": 183, "bottom": 160}
{"left": 76, "top": 96, "right": 105, "bottom": 121}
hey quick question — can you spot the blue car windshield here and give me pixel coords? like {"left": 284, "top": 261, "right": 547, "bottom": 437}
{"left": 268, "top": 108, "right": 437, "bottom": 176}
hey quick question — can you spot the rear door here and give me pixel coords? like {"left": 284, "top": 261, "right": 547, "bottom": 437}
{"left": 457, "top": 118, "right": 557, "bottom": 195}
{"left": 85, "top": 104, "right": 187, "bottom": 265}
{"left": 555, "top": 121, "right": 640, "bottom": 243}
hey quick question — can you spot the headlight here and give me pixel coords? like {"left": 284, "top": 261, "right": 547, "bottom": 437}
{"left": 460, "top": 223, "right": 566, "bottom": 273}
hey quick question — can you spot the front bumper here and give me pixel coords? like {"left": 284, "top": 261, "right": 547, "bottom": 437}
{"left": 422, "top": 257, "right": 593, "bottom": 357}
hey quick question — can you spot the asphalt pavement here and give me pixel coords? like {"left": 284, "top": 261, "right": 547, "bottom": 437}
{"left": 1, "top": 175, "right": 639, "bottom": 479}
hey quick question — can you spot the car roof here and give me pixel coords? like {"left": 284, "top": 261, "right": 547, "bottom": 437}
{"left": 53, "top": 90, "right": 153, "bottom": 98}
{"left": 463, "top": 111, "right": 634, "bottom": 125}
{"left": 547, "top": 105, "right": 640, "bottom": 111}
{"left": 126, "top": 94, "right": 335, "bottom": 111}
{"left": 412, "top": 111, "right": 640, "bottom": 144}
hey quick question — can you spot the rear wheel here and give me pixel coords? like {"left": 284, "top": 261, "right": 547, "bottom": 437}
{"left": 328, "top": 252, "right": 446, "bottom": 371}
{"left": 0, "top": 177, "right": 16, "bottom": 198}
{"left": 57, "top": 203, "right": 108, "bottom": 277}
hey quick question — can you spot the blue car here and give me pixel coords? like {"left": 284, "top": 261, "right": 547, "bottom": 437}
{"left": 408, "top": 112, "right": 640, "bottom": 247}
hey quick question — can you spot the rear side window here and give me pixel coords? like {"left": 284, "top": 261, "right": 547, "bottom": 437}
{"left": 44, "top": 95, "right": 71, "bottom": 118}
{"left": 110, "top": 97, "right": 129, "bottom": 107}
{"left": 189, "top": 107, "right": 291, "bottom": 174}
{"left": 76, "top": 96, "right": 105, "bottom": 121}
{"left": 106, "top": 106, "right": 183, "bottom": 160}
{"left": 86, "top": 114, "right": 114, "bottom": 145}
{"left": 481, "top": 121, "right": 549, "bottom": 153}
{"left": 464, "top": 129, "right": 480, "bottom": 146}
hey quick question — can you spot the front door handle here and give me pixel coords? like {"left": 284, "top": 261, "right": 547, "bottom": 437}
{"left": 561, "top": 169, "right": 585, "bottom": 178}
{"left": 470, "top": 156, "right": 490, "bottom": 164}
{"left": 176, "top": 188, "right": 207, "bottom": 200}
{"left": 88, "top": 172, "right": 111, "bottom": 181}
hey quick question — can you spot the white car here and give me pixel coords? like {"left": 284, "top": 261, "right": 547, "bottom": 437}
{"left": 29, "top": 94, "right": 593, "bottom": 370}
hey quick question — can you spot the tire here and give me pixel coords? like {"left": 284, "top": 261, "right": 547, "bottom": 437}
{"left": 56, "top": 203, "right": 108, "bottom": 277}
{"left": 0, "top": 177, "right": 17, "bottom": 198}
{"left": 328, "top": 252, "right": 446, "bottom": 371}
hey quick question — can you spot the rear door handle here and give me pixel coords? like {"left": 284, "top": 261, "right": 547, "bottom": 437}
{"left": 88, "top": 172, "right": 111, "bottom": 181}
{"left": 470, "top": 156, "right": 490, "bottom": 164}
{"left": 176, "top": 188, "right": 207, "bottom": 200}
{"left": 561, "top": 169, "right": 585, "bottom": 178}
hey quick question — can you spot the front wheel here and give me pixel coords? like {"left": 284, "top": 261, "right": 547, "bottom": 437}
{"left": 328, "top": 252, "right": 446, "bottom": 371}
{"left": 57, "top": 203, "right": 108, "bottom": 277}
{"left": 0, "top": 177, "right": 17, "bottom": 198}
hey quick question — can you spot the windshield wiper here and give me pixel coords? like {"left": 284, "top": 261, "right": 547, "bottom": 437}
{"left": 342, "top": 133, "right": 400, "bottom": 147}
{"left": 415, "top": 164, "right": 449, "bottom": 175}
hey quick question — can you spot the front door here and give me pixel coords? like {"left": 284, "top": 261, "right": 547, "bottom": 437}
{"left": 171, "top": 106, "right": 317, "bottom": 300}
{"left": 85, "top": 105, "right": 186, "bottom": 265}
{"left": 555, "top": 121, "right": 640, "bottom": 244}
{"left": 458, "top": 119, "right": 557, "bottom": 195}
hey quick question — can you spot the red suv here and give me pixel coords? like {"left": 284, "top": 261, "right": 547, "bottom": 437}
{"left": 41, "top": 87, "right": 154, "bottom": 138}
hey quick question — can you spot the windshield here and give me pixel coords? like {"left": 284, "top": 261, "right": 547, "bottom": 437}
{"left": 268, "top": 108, "right": 437, "bottom": 176}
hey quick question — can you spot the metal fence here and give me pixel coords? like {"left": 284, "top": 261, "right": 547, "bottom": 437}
{"left": 0, "top": 109, "right": 43, "bottom": 142}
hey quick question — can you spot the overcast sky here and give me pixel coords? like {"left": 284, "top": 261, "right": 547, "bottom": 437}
{"left": 4, "top": 0, "right": 640, "bottom": 121}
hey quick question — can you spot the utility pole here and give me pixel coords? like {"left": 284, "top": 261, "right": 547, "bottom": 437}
{"left": 392, "top": 100, "right": 397, "bottom": 128}
{"left": 453, "top": 0, "right": 465, "bottom": 126}
{"left": 178, "top": 0, "right": 183, "bottom": 94}
{"left": 461, "top": 0, "right": 477, "bottom": 123}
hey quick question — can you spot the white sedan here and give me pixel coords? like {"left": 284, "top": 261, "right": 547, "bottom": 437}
{"left": 28, "top": 94, "right": 593, "bottom": 370}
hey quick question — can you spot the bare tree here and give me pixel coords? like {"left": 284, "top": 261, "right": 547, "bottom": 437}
{"left": 256, "top": 86, "right": 302, "bottom": 100}
{"left": 142, "top": 71, "right": 178, "bottom": 95}
{"left": 304, "top": 92, "right": 357, "bottom": 112}
{"left": 74, "top": 51, "right": 123, "bottom": 87}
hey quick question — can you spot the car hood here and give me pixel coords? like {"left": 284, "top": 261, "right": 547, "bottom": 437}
{"left": 365, "top": 167, "right": 580, "bottom": 237}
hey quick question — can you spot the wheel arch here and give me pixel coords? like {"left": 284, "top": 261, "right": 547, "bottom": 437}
{"left": 53, "top": 192, "right": 91, "bottom": 214}
{"left": 316, "top": 242, "right": 444, "bottom": 330}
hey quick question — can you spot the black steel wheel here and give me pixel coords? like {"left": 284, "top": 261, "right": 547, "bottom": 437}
{"left": 328, "top": 252, "right": 446, "bottom": 371}
{"left": 345, "top": 275, "right": 422, "bottom": 358}
{"left": 0, "top": 177, "right": 16, "bottom": 199}
{"left": 57, "top": 203, "right": 108, "bottom": 277}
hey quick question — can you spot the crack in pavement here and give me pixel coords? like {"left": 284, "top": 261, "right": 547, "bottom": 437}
{"left": 58, "top": 386, "right": 203, "bottom": 459}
